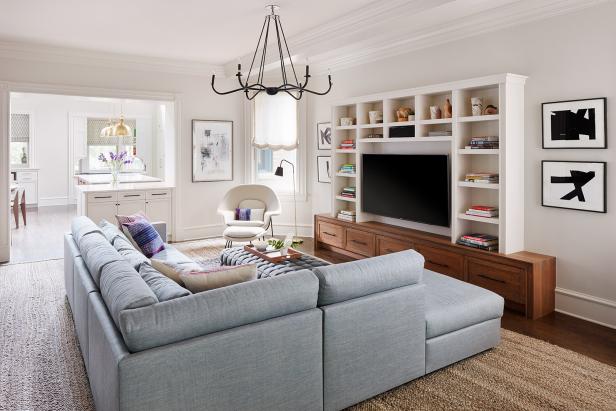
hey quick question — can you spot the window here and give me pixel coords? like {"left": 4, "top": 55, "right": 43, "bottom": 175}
{"left": 85, "top": 117, "right": 136, "bottom": 171}
{"left": 10, "top": 113, "right": 30, "bottom": 167}
{"left": 253, "top": 93, "right": 298, "bottom": 193}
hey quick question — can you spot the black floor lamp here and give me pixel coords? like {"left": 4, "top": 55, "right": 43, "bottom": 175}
{"left": 275, "top": 159, "right": 302, "bottom": 243}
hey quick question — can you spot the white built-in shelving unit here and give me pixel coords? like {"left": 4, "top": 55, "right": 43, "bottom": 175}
{"left": 330, "top": 73, "right": 526, "bottom": 254}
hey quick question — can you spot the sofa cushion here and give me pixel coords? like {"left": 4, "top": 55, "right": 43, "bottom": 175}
{"left": 71, "top": 216, "right": 103, "bottom": 242}
{"left": 150, "top": 259, "right": 200, "bottom": 284}
{"left": 151, "top": 245, "right": 195, "bottom": 266}
{"left": 179, "top": 264, "right": 257, "bottom": 292}
{"left": 118, "top": 269, "right": 319, "bottom": 352}
{"left": 78, "top": 232, "right": 123, "bottom": 287}
{"left": 423, "top": 269, "right": 504, "bottom": 339}
{"left": 100, "top": 219, "right": 150, "bottom": 270}
{"left": 312, "top": 249, "right": 425, "bottom": 306}
{"left": 99, "top": 219, "right": 125, "bottom": 243}
{"left": 122, "top": 218, "right": 165, "bottom": 258}
{"left": 139, "top": 263, "right": 191, "bottom": 301}
{"left": 99, "top": 259, "right": 158, "bottom": 328}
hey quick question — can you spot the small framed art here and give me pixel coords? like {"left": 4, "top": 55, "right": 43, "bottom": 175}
{"left": 192, "top": 120, "right": 233, "bottom": 182}
{"left": 542, "top": 160, "right": 606, "bottom": 213}
{"left": 542, "top": 97, "right": 607, "bottom": 149}
{"left": 317, "top": 122, "right": 332, "bottom": 150}
{"left": 317, "top": 156, "right": 332, "bottom": 183}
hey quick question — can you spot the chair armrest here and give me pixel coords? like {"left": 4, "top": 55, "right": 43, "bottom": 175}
{"left": 263, "top": 210, "right": 279, "bottom": 227}
{"left": 151, "top": 221, "right": 167, "bottom": 241}
{"left": 218, "top": 209, "right": 236, "bottom": 225}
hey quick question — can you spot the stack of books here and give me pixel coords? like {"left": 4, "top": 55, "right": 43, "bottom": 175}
{"left": 464, "top": 173, "right": 499, "bottom": 184}
{"left": 338, "top": 139, "right": 356, "bottom": 150}
{"left": 465, "top": 136, "right": 499, "bottom": 149}
{"left": 337, "top": 210, "right": 356, "bottom": 222}
{"left": 340, "top": 186, "right": 356, "bottom": 199}
{"left": 465, "top": 205, "right": 498, "bottom": 219}
{"left": 457, "top": 234, "right": 498, "bottom": 251}
{"left": 338, "top": 163, "right": 356, "bottom": 175}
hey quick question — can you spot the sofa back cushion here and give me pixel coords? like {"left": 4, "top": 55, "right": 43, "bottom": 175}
{"left": 71, "top": 216, "right": 103, "bottom": 243}
{"left": 100, "top": 259, "right": 158, "bottom": 328}
{"left": 78, "top": 232, "right": 123, "bottom": 287}
{"left": 139, "top": 263, "right": 191, "bottom": 302}
{"left": 312, "top": 249, "right": 425, "bottom": 306}
{"left": 101, "top": 219, "right": 150, "bottom": 271}
{"left": 118, "top": 269, "right": 319, "bottom": 352}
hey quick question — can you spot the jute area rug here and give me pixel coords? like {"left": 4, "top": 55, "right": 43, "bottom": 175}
{"left": 0, "top": 239, "right": 615, "bottom": 410}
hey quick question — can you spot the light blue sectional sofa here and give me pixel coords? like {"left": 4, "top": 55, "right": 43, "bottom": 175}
{"left": 64, "top": 217, "right": 504, "bottom": 411}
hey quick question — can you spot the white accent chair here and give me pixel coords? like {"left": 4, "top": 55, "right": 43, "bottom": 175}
{"left": 217, "top": 184, "right": 281, "bottom": 247}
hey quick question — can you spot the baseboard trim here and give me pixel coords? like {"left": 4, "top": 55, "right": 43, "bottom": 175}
{"left": 176, "top": 222, "right": 314, "bottom": 242}
{"left": 555, "top": 287, "right": 616, "bottom": 329}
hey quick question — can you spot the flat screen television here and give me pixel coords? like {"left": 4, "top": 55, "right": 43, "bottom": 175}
{"left": 362, "top": 154, "right": 450, "bottom": 227}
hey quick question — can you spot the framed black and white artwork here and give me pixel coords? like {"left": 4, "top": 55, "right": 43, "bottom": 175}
{"left": 317, "top": 156, "right": 331, "bottom": 183}
{"left": 542, "top": 161, "right": 606, "bottom": 213}
{"left": 542, "top": 98, "right": 607, "bottom": 149}
{"left": 317, "top": 121, "right": 332, "bottom": 150}
{"left": 192, "top": 120, "right": 233, "bottom": 182}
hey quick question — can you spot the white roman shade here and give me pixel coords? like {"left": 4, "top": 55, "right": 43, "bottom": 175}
{"left": 10, "top": 113, "right": 30, "bottom": 143}
{"left": 252, "top": 93, "right": 298, "bottom": 150}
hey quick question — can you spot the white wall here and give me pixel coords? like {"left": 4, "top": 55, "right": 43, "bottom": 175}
{"left": 10, "top": 94, "right": 162, "bottom": 206}
{"left": 307, "top": 2, "right": 616, "bottom": 328}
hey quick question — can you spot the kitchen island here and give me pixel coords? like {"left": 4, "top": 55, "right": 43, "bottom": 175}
{"left": 75, "top": 181, "right": 174, "bottom": 239}
{"left": 74, "top": 173, "right": 162, "bottom": 185}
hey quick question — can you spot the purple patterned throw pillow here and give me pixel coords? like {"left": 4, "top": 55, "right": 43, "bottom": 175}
{"left": 235, "top": 208, "right": 251, "bottom": 221}
{"left": 122, "top": 219, "right": 165, "bottom": 258}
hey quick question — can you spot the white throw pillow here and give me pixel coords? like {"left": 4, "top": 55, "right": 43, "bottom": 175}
{"left": 179, "top": 264, "right": 257, "bottom": 293}
{"left": 250, "top": 208, "right": 265, "bottom": 221}
{"left": 151, "top": 259, "right": 202, "bottom": 284}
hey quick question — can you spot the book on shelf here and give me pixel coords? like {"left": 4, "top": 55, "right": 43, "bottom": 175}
{"left": 366, "top": 133, "right": 383, "bottom": 139}
{"left": 467, "top": 136, "right": 499, "bottom": 150}
{"left": 466, "top": 205, "right": 499, "bottom": 218}
{"left": 339, "top": 210, "right": 356, "bottom": 216}
{"left": 456, "top": 239, "right": 498, "bottom": 251}
{"left": 337, "top": 213, "right": 356, "bottom": 222}
{"left": 464, "top": 173, "right": 499, "bottom": 183}
{"left": 427, "top": 131, "right": 452, "bottom": 137}
{"left": 460, "top": 233, "right": 498, "bottom": 246}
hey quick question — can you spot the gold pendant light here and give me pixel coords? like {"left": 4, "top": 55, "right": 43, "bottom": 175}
{"left": 112, "top": 115, "right": 132, "bottom": 137}
{"left": 100, "top": 118, "right": 115, "bottom": 137}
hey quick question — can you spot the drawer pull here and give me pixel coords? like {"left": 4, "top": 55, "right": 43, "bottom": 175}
{"left": 478, "top": 274, "right": 506, "bottom": 284}
{"left": 123, "top": 194, "right": 141, "bottom": 198}
{"left": 427, "top": 260, "right": 448, "bottom": 268}
{"left": 151, "top": 193, "right": 167, "bottom": 196}
{"left": 94, "top": 195, "right": 112, "bottom": 199}
{"left": 351, "top": 239, "right": 367, "bottom": 246}
{"left": 323, "top": 231, "right": 337, "bottom": 237}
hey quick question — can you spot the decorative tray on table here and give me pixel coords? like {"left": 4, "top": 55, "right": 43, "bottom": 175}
{"left": 243, "top": 245, "right": 303, "bottom": 264}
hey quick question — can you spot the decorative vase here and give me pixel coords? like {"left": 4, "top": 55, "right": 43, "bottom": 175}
{"left": 471, "top": 97, "right": 483, "bottom": 116}
{"left": 443, "top": 99, "right": 452, "bottom": 118}
{"left": 340, "top": 117, "right": 354, "bottom": 126}
{"left": 396, "top": 107, "right": 412, "bottom": 122}
{"left": 484, "top": 104, "right": 498, "bottom": 115}
{"left": 430, "top": 106, "right": 442, "bottom": 120}
{"left": 408, "top": 114, "right": 415, "bottom": 121}
{"left": 368, "top": 111, "right": 383, "bottom": 124}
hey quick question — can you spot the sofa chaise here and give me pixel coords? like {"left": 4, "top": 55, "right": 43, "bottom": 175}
{"left": 64, "top": 216, "right": 504, "bottom": 411}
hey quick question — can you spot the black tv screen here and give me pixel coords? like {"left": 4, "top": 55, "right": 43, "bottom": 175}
{"left": 362, "top": 154, "right": 450, "bottom": 227}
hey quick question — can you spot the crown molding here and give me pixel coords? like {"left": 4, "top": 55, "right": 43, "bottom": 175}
{"left": 229, "top": 0, "right": 610, "bottom": 76}
{"left": 0, "top": 40, "right": 223, "bottom": 77}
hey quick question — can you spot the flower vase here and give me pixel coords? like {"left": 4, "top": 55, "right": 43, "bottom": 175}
{"left": 111, "top": 165, "right": 121, "bottom": 184}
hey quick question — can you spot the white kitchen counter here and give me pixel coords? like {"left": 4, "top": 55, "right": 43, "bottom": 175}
{"left": 75, "top": 173, "right": 162, "bottom": 185}
{"left": 75, "top": 181, "right": 175, "bottom": 193}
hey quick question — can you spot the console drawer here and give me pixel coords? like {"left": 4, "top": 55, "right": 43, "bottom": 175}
{"left": 87, "top": 192, "right": 118, "bottom": 203}
{"left": 345, "top": 228, "right": 375, "bottom": 257}
{"left": 468, "top": 258, "right": 526, "bottom": 304}
{"left": 318, "top": 221, "right": 345, "bottom": 248}
{"left": 416, "top": 244, "right": 464, "bottom": 280}
{"left": 377, "top": 236, "right": 412, "bottom": 256}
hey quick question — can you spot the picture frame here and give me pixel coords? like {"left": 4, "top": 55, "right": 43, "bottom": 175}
{"left": 542, "top": 160, "right": 606, "bottom": 213}
{"left": 192, "top": 120, "right": 233, "bottom": 182}
{"left": 317, "top": 121, "right": 332, "bottom": 150}
{"left": 317, "top": 156, "right": 332, "bottom": 183}
{"left": 542, "top": 97, "right": 607, "bottom": 149}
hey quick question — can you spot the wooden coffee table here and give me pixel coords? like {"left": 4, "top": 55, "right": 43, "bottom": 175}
{"left": 243, "top": 245, "right": 303, "bottom": 264}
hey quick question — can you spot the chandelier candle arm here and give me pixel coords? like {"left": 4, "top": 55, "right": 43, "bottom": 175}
{"left": 210, "top": 5, "right": 332, "bottom": 100}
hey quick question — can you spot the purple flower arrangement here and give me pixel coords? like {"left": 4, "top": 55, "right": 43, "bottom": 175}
{"left": 98, "top": 151, "right": 133, "bottom": 182}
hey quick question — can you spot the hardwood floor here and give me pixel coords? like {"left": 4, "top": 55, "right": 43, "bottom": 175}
{"left": 6, "top": 205, "right": 76, "bottom": 264}
{"left": 296, "top": 237, "right": 616, "bottom": 367}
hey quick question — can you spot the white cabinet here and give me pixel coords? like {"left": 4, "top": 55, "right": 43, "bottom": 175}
{"left": 78, "top": 187, "right": 173, "bottom": 240}
{"left": 14, "top": 169, "right": 38, "bottom": 205}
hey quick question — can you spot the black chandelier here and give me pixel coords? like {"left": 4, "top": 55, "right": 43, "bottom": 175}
{"left": 211, "top": 5, "right": 332, "bottom": 100}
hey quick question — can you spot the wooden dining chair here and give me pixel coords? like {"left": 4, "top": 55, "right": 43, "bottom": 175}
{"left": 10, "top": 189, "right": 20, "bottom": 228}
{"left": 19, "top": 188, "right": 26, "bottom": 226}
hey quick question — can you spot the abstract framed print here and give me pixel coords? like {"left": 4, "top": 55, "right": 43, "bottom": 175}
{"left": 542, "top": 161, "right": 606, "bottom": 213}
{"left": 317, "top": 156, "right": 332, "bottom": 183}
{"left": 542, "top": 98, "right": 607, "bottom": 148}
{"left": 192, "top": 120, "right": 233, "bottom": 182}
{"left": 317, "top": 121, "right": 332, "bottom": 150}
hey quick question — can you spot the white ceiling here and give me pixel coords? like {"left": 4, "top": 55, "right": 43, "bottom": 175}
{"left": 0, "top": 0, "right": 607, "bottom": 74}
{"left": 0, "top": 0, "right": 375, "bottom": 64}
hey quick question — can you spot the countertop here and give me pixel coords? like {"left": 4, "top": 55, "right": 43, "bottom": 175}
{"left": 75, "top": 173, "right": 162, "bottom": 184}
{"left": 75, "top": 181, "right": 175, "bottom": 193}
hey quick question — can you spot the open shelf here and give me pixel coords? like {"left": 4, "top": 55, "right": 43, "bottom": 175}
{"left": 335, "top": 149, "right": 357, "bottom": 154}
{"left": 384, "top": 121, "right": 415, "bottom": 127}
{"left": 335, "top": 125, "right": 357, "bottom": 130}
{"left": 336, "top": 173, "right": 357, "bottom": 178}
{"left": 458, "top": 114, "right": 499, "bottom": 123}
{"left": 458, "top": 181, "right": 500, "bottom": 190}
{"left": 458, "top": 213, "right": 499, "bottom": 225}
{"left": 458, "top": 149, "right": 499, "bottom": 155}
{"left": 420, "top": 118, "right": 452, "bottom": 125}
{"left": 336, "top": 195, "right": 356, "bottom": 203}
